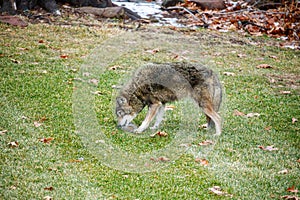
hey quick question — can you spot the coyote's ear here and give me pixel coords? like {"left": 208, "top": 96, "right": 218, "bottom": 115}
{"left": 117, "top": 96, "right": 127, "bottom": 105}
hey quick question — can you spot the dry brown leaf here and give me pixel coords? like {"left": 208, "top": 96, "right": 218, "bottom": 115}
{"left": 256, "top": 64, "right": 273, "bottom": 69}
{"left": 281, "top": 195, "right": 299, "bottom": 200}
{"left": 233, "top": 109, "right": 245, "bottom": 116}
{"left": 145, "top": 48, "right": 159, "bottom": 54}
{"left": 10, "top": 58, "right": 20, "bottom": 64}
{"left": 39, "top": 137, "right": 54, "bottom": 144}
{"left": 91, "top": 91, "right": 103, "bottom": 95}
{"left": 269, "top": 55, "right": 278, "bottom": 60}
{"left": 0, "top": 130, "right": 8, "bottom": 135}
{"left": 89, "top": 79, "right": 99, "bottom": 85}
{"left": 44, "top": 196, "right": 53, "bottom": 200}
{"left": 150, "top": 131, "right": 168, "bottom": 138}
{"left": 44, "top": 186, "right": 54, "bottom": 191}
{"left": 157, "top": 131, "right": 168, "bottom": 137}
{"left": 237, "top": 53, "right": 247, "bottom": 58}
{"left": 68, "top": 158, "right": 83, "bottom": 163}
{"left": 158, "top": 156, "right": 170, "bottom": 162}
{"left": 223, "top": 72, "right": 236, "bottom": 76}
{"left": 195, "top": 158, "right": 209, "bottom": 166}
{"left": 60, "top": 54, "right": 68, "bottom": 59}
{"left": 198, "top": 140, "right": 214, "bottom": 146}
{"left": 178, "top": 143, "right": 191, "bottom": 147}
{"left": 246, "top": 113, "right": 260, "bottom": 118}
{"left": 108, "top": 65, "right": 123, "bottom": 70}
{"left": 287, "top": 186, "right": 299, "bottom": 193}
{"left": 150, "top": 156, "right": 170, "bottom": 162}
{"left": 278, "top": 169, "right": 289, "bottom": 174}
{"left": 34, "top": 121, "right": 42, "bottom": 127}
{"left": 208, "top": 186, "right": 233, "bottom": 197}
{"left": 258, "top": 145, "right": 278, "bottom": 151}
{"left": 9, "top": 185, "right": 17, "bottom": 190}
{"left": 292, "top": 118, "right": 298, "bottom": 124}
{"left": 264, "top": 126, "right": 272, "bottom": 131}
{"left": 280, "top": 91, "right": 291, "bottom": 95}
{"left": 8, "top": 141, "right": 19, "bottom": 148}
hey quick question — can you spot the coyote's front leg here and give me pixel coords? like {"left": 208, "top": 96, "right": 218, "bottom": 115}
{"left": 135, "top": 103, "right": 162, "bottom": 133}
{"left": 150, "top": 104, "right": 165, "bottom": 130}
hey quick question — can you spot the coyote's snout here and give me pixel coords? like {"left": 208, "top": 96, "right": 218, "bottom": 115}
{"left": 115, "top": 62, "right": 223, "bottom": 135}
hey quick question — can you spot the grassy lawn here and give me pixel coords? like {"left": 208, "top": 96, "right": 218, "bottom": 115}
{"left": 0, "top": 22, "right": 299, "bottom": 199}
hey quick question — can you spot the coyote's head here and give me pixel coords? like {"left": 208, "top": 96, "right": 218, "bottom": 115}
{"left": 115, "top": 96, "right": 137, "bottom": 128}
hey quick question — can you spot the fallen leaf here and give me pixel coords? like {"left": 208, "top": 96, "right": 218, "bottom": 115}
{"left": 150, "top": 156, "right": 170, "bottom": 162}
{"left": 208, "top": 186, "right": 233, "bottom": 197}
{"left": 280, "top": 91, "right": 291, "bottom": 95}
{"left": 246, "top": 113, "right": 260, "bottom": 118}
{"left": 256, "top": 64, "right": 273, "bottom": 69}
{"left": 89, "top": 79, "right": 99, "bottom": 85}
{"left": 278, "top": 169, "right": 289, "bottom": 174}
{"left": 8, "top": 141, "right": 19, "bottom": 148}
{"left": 145, "top": 48, "right": 159, "bottom": 54}
{"left": 281, "top": 195, "right": 299, "bottom": 200}
{"left": 259, "top": 145, "right": 278, "bottom": 151}
{"left": 269, "top": 55, "right": 278, "bottom": 60}
{"left": 60, "top": 55, "right": 68, "bottom": 59}
{"left": 0, "top": 130, "right": 8, "bottom": 135}
{"left": 44, "top": 186, "right": 54, "bottom": 191}
{"left": 264, "top": 126, "right": 272, "bottom": 131}
{"left": 223, "top": 72, "right": 236, "bottom": 76}
{"left": 292, "top": 118, "right": 298, "bottom": 124}
{"left": 108, "top": 65, "right": 123, "bottom": 70}
{"left": 91, "top": 91, "right": 103, "bottom": 95}
{"left": 10, "top": 58, "right": 20, "bottom": 64}
{"left": 150, "top": 131, "right": 168, "bottom": 137}
{"left": 44, "top": 196, "right": 53, "bottom": 200}
{"left": 9, "top": 185, "right": 17, "bottom": 190}
{"left": 287, "top": 186, "right": 299, "bottom": 193}
{"left": 195, "top": 158, "right": 209, "bottom": 166}
{"left": 39, "top": 116, "right": 47, "bottom": 122}
{"left": 68, "top": 159, "right": 83, "bottom": 163}
{"left": 237, "top": 53, "right": 247, "bottom": 58}
{"left": 39, "top": 137, "right": 54, "bottom": 144}
{"left": 178, "top": 143, "right": 191, "bottom": 147}
{"left": 233, "top": 109, "right": 245, "bottom": 116}
{"left": 157, "top": 131, "right": 168, "bottom": 137}
{"left": 208, "top": 186, "right": 224, "bottom": 195}
{"left": 34, "top": 121, "right": 42, "bottom": 127}
{"left": 158, "top": 156, "right": 170, "bottom": 162}
{"left": 198, "top": 140, "right": 214, "bottom": 146}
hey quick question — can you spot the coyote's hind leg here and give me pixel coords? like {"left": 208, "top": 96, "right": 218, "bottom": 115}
{"left": 203, "top": 107, "right": 222, "bottom": 135}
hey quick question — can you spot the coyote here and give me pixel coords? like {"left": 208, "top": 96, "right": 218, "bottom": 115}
{"left": 115, "top": 62, "right": 223, "bottom": 135}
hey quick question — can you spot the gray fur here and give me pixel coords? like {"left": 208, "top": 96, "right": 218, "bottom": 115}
{"left": 115, "top": 62, "right": 223, "bottom": 135}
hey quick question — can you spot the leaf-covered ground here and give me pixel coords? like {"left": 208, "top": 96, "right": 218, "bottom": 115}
{"left": 0, "top": 22, "right": 299, "bottom": 199}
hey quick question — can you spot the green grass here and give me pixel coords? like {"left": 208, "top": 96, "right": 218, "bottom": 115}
{"left": 0, "top": 23, "right": 299, "bottom": 199}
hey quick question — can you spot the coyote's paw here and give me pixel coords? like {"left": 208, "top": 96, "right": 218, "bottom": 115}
{"left": 121, "top": 123, "right": 137, "bottom": 133}
{"left": 135, "top": 127, "right": 145, "bottom": 134}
